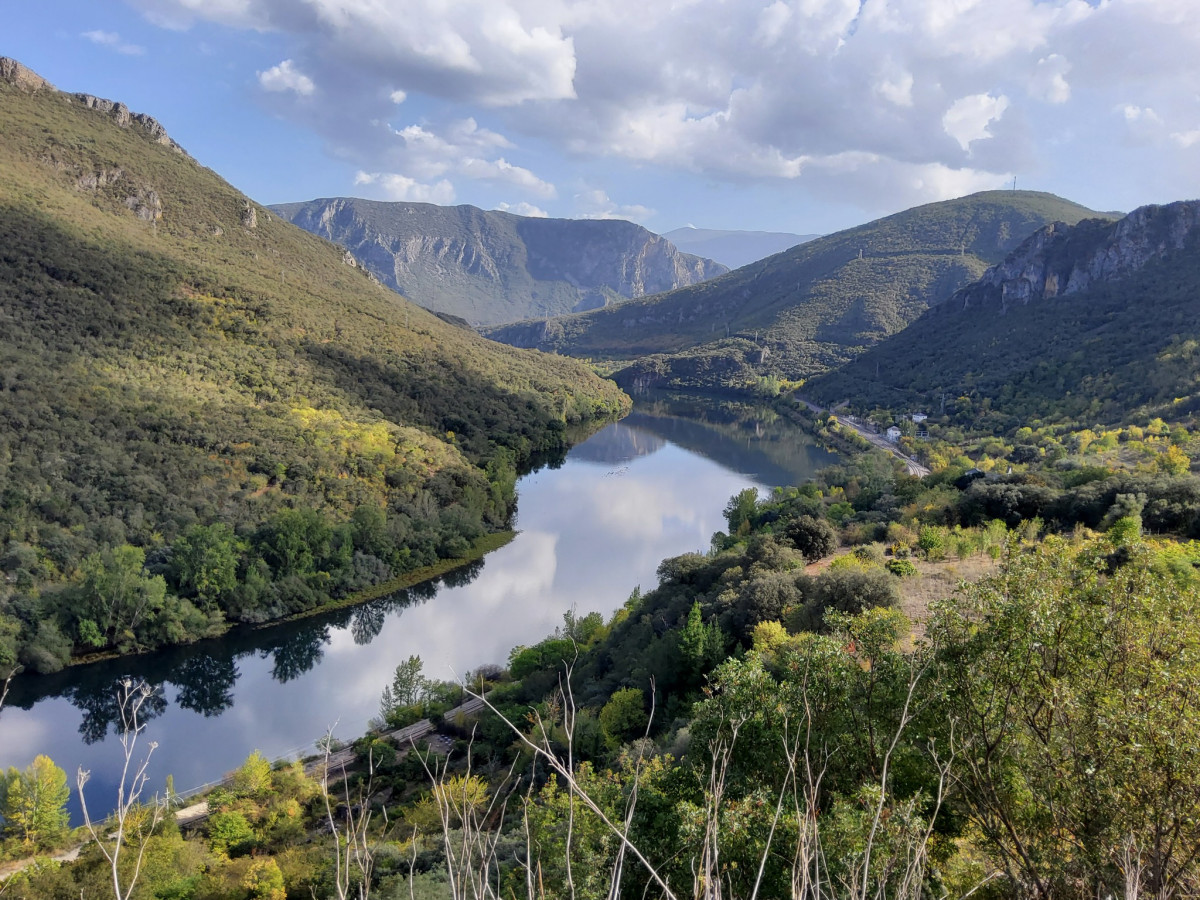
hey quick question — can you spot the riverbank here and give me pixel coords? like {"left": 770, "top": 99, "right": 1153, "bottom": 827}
{"left": 65, "top": 530, "right": 517, "bottom": 671}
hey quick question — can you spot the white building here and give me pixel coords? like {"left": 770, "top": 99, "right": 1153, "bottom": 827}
{"left": 911, "top": 413, "right": 928, "bottom": 423}
{"left": 885, "top": 425, "right": 902, "bottom": 442}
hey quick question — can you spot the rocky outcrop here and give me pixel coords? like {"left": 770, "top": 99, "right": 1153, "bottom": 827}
{"left": 956, "top": 201, "right": 1200, "bottom": 313}
{"left": 125, "top": 186, "right": 162, "bottom": 222}
{"left": 270, "top": 197, "right": 727, "bottom": 325}
{"left": 1, "top": 57, "right": 187, "bottom": 155}
{"left": 72, "top": 94, "right": 188, "bottom": 155}
{"left": 0, "top": 57, "right": 53, "bottom": 92}
{"left": 240, "top": 200, "right": 257, "bottom": 229}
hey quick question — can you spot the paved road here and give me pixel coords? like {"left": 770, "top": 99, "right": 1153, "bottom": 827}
{"left": 795, "top": 396, "right": 931, "bottom": 478}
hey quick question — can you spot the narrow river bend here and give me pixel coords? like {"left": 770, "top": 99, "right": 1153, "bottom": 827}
{"left": 0, "top": 397, "right": 837, "bottom": 818}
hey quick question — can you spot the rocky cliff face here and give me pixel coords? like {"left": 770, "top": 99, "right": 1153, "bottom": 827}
{"left": 955, "top": 200, "right": 1200, "bottom": 313}
{"left": 271, "top": 197, "right": 727, "bottom": 325}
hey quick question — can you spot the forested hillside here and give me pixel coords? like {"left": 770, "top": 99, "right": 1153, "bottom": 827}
{"left": 485, "top": 192, "right": 1110, "bottom": 393}
{"left": 0, "top": 60, "right": 628, "bottom": 673}
{"left": 809, "top": 200, "right": 1200, "bottom": 427}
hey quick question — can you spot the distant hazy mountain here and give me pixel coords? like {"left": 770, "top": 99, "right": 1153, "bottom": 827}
{"left": 662, "top": 226, "right": 819, "bottom": 270}
{"left": 271, "top": 198, "right": 727, "bottom": 326}
{"left": 485, "top": 191, "right": 1113, "bottom": 394}
{"left": 808, "top": 200, "right": 1200, "bottom": 424}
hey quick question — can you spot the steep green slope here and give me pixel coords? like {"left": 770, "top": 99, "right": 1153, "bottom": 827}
{"left": 808, "top": 200, "right": 1200, "bottom": 427}
{"left": 0, "top": 60, "right": 628, "bottom": 671}
{"left": 271, "top": 197, "right": 727, "bottom": 325}
{"left": 485, "top": 191, "right": 1110, "bottom": 392}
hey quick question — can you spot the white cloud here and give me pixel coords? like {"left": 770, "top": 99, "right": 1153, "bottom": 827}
{"left": 495, "top": 201, "right": 549, "bottom": 217}
{"left": 942, "top": 93, "right": 1011, "bottom": 151}
{"left": 82, "top": 29, "right": 145, "bottom": 55}
{"left": 132, "top": 0, "right": 1200, "bottom": 219}
{"left": 755, "top": 1, "right": 792, "bottom": 46}
{"left": 459, "top": 157, "right": 556, "bottom": 197}
{"left": 1122, "top": 104, "right": 1162, "bottom": 124}
{"left": 258, "top": 59, "right": 315, "bottom": 96}
{"left": 139, "top": 0, "right": 576, "bottom": 105}
{"left": 1171, "top": 130, "right": 1200, "bottom": 149}
{"left": 1030, "top": 54, "right": 1071, "bottom": 104}
{"left": 354, "top": 171, "right": 456, "bottom": 204}
{"left": 574, "top": 189, "right": 655, "bottom": 224}
{"left": 877, "top": 69, "right": 915, "bottom": 108}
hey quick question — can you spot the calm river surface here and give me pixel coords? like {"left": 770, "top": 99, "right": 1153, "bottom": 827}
{"left": 0, "top": 396, "right": 837, "bottom": 818}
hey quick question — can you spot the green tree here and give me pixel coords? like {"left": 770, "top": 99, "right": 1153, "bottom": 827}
{"left": 255, "top": 508, "right": 332, "bottom": 578}
{"left": 231, "top": 750, "right": 273, "bottom": 798}
{"left": 678, "top": 600, "right": 724, "bottom": 681}
{"left": 172, "top": 523, "right": 241, "bottom": 610}
{"left": 381, "top": 654, "right": 430, "bottom": 722}
{"left": 243, "top": 858, "right": 286, "bottom": 900}
{"left": 723, "top": 487, "right": 759, "bottom": 537}
{"left": 929, "top": 537, "right": 1200, "bottom": 899}
{"left": 74, "top": 544, "right": 168, "bottom": 649}
{"left": 598, "top": 687, "right": 648, "bottom": 747}
{"left": 206, "top": 809, "right": 256, "bottom": 857}
{"left": 785, "top": 514, "right": 839, "bottom": 561}
{"left": 0, "top": 754, "right": 69, "bottom": 846}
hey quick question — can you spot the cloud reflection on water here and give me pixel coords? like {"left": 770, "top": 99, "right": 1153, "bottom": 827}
{"left": 0, "top": 407, "right": 836, "bottom": 817}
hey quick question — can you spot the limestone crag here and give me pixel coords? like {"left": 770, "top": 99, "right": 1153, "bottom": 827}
{"left": 0, "top": 57, "right": 53, "bottom": 92}
{"left": 271, "top": 197, "right": 727, "bottom": 326}
{"left": 125, "top": 186, "right": 163, "bottom": 222}
{"left": 959, "top": 200, "right": 1200, "bottom": 313}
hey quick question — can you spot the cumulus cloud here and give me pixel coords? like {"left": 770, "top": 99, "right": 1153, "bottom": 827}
{"left": 459, "top": 158, "right": 556, "bottom": 197}
{"left": 1031, "top": 54, "right": 1071, "bottom": 104}
{"left": 877, "top": 69, "right": 915, "bottom": 108}
{"left": 574, "top": 189, "right": 655, "bottom": 224}
{"left": 136, "top": 0, "right": 575, "bottom": 105}
{"left": 942, "top": 93, "right": 1011, "bottom": 152}
{"left": 258, "top": 59, "right": 315, "bottom": 95}
{"left": 82, "top": 29, "right": 145, "bottom": 55}
{"left": 338, "top": 117, "right": 557, "bottom": 203}
{"left": 354, "top": 171, "right": 456, "bottom": 204}
{"left": 495, "top": 201, "right": 549, "bottom": 217}
{"left": 131, "top": 0, "right": 1200, "bottom": 219}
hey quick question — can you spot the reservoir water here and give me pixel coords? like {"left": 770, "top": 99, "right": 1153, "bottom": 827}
{"left": 0, "top": 396, "right": 837, "bottom": 818}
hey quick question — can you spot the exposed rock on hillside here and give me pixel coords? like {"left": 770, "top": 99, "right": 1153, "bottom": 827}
{"left": 0, "top": 57, "right": 53, "bottom": 92}
{"left": 808, "top": 199, "right": 1200, "bottom": 422}
{"left": 272, "top": 197, "right": 728, "bottom": 325}
{"left": 955, "top": 201, "right": 1200, "bottom": 312}
{"left": 1, "top": 55, "right": 187, "bottom": 155}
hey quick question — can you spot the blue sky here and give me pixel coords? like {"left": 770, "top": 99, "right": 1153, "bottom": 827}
{"left": 4, "top": 0, "right": 1199, "bottom": 235}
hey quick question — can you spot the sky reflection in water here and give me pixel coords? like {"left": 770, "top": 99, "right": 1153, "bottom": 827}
{"left": 0, "top": 405, "right": 837, "bottom": 817}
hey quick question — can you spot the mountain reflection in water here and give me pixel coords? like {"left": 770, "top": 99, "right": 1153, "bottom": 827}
{"left": 0, "top": 397, "right": 837, "bottom": 820}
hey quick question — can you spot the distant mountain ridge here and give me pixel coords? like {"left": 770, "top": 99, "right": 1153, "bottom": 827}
{"left": 662, "top": 226, "right": 819, "bottom": 270}
{"left": 485, "top": 191, "right": 1112, "bottom": 393}
{"left": 271, "top": 198, "right": 728, "bottom": 325}
{"left": 808, "top": 199, "right": 1200, "bottom": 424}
